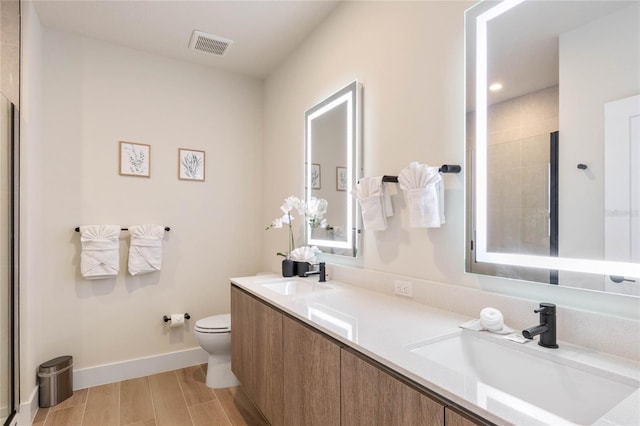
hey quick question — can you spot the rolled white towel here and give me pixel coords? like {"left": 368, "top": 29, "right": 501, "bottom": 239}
{"left": 480, "top": 307, "right": 504, "bottom": 331}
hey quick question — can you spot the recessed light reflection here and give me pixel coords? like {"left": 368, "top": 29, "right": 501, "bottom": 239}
{"left": 489, "top": 82, "right": 503, "bottom": 91}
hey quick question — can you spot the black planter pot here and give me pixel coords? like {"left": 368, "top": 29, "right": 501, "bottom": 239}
{"left": 295, "top": 261, "right": 310, "bottom": 277}
{"left": 282, "top": 259, "right": 295, "bottom": 277}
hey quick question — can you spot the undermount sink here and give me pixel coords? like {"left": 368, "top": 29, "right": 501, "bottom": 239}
{"left": 261, "top": 278, "right": 330, "bottom": 296}
{"left": 408, "top": 331, "right": 638, "bottom": 425}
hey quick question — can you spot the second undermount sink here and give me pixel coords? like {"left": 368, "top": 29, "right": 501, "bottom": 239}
{"left": 261, "top": 278, "right": 330, "bottom": 296}
{"left": 408, "top": 331, "right": 638, "bottom": 425}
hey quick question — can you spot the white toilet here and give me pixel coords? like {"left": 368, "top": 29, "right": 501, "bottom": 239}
{"left": 194, "top": 314, "right": 240, "bottom": 388}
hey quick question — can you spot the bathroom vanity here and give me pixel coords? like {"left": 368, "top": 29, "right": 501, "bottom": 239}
{"left": 230, "top": 282, "right": 478, "bottom": 426}
{"left": 230, "top": 275, "right": 639, "bottom": 426}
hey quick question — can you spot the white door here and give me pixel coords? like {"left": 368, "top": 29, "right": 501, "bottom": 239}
{"left": 604, "top": 94, "right": 640, "bottom": 295}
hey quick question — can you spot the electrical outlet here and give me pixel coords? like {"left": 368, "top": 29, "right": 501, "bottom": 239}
{"left": 394, "top": 280, "right": 413, "bottom": 297}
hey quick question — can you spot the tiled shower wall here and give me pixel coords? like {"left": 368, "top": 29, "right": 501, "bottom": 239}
{"left": 469, "top": 85, "right": 559, "bottom": 282}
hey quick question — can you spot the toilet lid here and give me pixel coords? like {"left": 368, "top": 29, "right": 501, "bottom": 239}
{"left": 195, "top": 314, "right": 231, "bottom": 333}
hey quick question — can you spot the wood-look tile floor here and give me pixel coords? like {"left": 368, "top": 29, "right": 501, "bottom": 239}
{"left": 32, "top": 365, "right": 269, "bottom": 426}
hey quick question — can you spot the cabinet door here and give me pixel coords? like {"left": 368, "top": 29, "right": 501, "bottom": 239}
{"left": 445, "top": 407, "right": 485, "bottom": 426}
{"left": 283, "top": 316, "right": 341, "bottom": 426}
{"left": 230, "top": 286, "right": 252, "bottom": 391}
{"left": 342, "top": 349, "right": 445, "bottom": 426}
{"left": 251, "top": 295, "right": 284, "bottom": 426}
{"left": 230, "top": 286, "right": 284, "bottom": 426}
{"left": 341, "top": 349, "right": 380, "bottom": 425}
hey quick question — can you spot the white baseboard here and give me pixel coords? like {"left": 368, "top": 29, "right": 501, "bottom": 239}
{"left": 73, "top": 347, "right": 209, "bottom": 390}
{"left": 16, "top": 387, "right": 38, "bottom": 426}
{"left": 16, "top": 348, "right": 208, "bottom": 425}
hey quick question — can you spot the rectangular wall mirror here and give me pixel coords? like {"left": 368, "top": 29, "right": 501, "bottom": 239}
{"left": 466, "top": 0, "right": 640, "bottom": 296}
{"left": 305, "top": 80, "right": 362, "bottom": 257}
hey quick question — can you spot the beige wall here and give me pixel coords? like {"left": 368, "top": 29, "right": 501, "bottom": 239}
{"left": 21, "top": 25, "right": 264, "bottom": 398}
{"left": 0, "top": 0, "right": 20, "bottom": 107}
{"left": 264, "top": 1, "right": 472, "bottom": 280}
{"left": 20, "top": 0, "right": 44, "bottom": 403}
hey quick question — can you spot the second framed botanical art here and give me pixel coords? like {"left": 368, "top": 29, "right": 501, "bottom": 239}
{"left": 336, "top": 166, "right": 347, "bottom": 191}
{"left": 306, "top": 163, "right": 321, "bottom": 189}
{"left": 119, "top": 141, "right": 150, "bottom": 177}
{"left": 178, "top": 148, "right": 205, "bottom": 181}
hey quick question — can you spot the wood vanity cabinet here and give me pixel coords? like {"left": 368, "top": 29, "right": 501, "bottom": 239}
{"left": 445, "top": 407, "right": 485, "bottom": 426}
{"left": 231, "top": 285, "right": 487, "bottom": 426}
{"left": 341, "top": 348, "right": 445, "bottom": 425}
{"left": 231, "top": 286, "right": 341, "bottom": 425}
{"left": 230, "top": 286, "right": 284, "bottom": 425}
{"left": 282, "top": 316, "right": 341, "bottom": 425}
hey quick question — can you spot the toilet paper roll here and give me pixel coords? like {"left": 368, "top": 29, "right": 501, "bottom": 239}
{"left": 169, "top": 314, "right": 185, "bottom": 328}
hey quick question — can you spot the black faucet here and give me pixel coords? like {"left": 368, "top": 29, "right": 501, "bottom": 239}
{"left": 304, "top": 262, "right": 326, "bottom": 282}
{"left": 522, "top": 303, "right": 558, "bottom": 348}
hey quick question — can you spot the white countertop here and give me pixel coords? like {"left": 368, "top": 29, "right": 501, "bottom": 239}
{"left": 230, "top": 274, "right": 640, "bottom": 426}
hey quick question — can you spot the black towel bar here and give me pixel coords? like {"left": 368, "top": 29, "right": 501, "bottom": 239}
{"left": 75, "top": 226, "right": 170, "bottom": 232}
{"left": 381, "top": 164, "right": 461, "bottom": 183}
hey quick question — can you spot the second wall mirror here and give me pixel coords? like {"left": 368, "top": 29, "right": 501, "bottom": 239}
{"left": 466, "top": 0, "right": 639, "bottom": 296}
{"left": 305, "top": 80, "right": 362, "bottom": 257}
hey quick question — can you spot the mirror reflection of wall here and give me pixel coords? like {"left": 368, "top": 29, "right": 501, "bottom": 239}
{"left": 559, "top": 3, "right": 640, "bottom": 294}
{"left": 310, "top": 102, "right": 348, "bottom": 243}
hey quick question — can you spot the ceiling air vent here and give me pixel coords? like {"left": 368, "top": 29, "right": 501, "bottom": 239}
{"left": 189, "top": 30, "right": 233, "bottom": 57}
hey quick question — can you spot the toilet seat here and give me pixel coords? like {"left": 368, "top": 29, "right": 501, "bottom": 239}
{"left": 195, "top": 314, "right": 231, "bottom": 334}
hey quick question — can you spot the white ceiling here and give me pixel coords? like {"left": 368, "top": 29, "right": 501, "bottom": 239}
{"left": 33, "top": 0, "right": 341, "bottom": 79}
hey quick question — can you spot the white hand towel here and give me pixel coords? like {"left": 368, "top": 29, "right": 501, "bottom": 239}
{"left": 128, "top": 224, "right": 165, "bottom": 276}
{"left": 479, "top": 307, "right": 504, "bottom": 331}
{"left": 80, "top": 225, "right": 121, "bottom": 280}
{"left": 459, "top": 307, "right": 513, "bottom": 335}
{"left": 290, "top": 246, "right": 320, "bottom": 263}
{"left": 398, "top": 162, "right": 444, "bottom": 228}
{"left": 356, "top": 177, "right": 394, "bottom": 230}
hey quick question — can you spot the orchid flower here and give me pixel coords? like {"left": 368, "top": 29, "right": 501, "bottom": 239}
{"left": 267, "top": 195, "right": 329, "bottom": 257}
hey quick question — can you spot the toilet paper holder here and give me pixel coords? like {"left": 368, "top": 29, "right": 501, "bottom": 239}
{"left": 163, "top": 313, "right": 191, "bottom": 323}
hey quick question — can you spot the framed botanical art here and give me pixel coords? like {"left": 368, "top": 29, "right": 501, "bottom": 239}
{"left": 336, "top": 166, "right": 348, "bottom": 191}
{"left": 308, "top": 163, "right": 321, "bottom": 189}
{"left": 119, "top": 141, "right": 150, "bottom": 177}
{"left": 179, "top": 148, "right": 205, "bottom": 181}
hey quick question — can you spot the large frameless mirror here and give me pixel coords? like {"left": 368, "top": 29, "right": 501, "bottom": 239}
{"left": 305, "top": 81, "right": 362, "bottom": 257}
{"left": 466, "top": 0, "right": 640, "bottom": 296}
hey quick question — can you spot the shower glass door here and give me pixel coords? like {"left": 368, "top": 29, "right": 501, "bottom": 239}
{"left": 0, "top": 94, "right": 16, "bottom": 426}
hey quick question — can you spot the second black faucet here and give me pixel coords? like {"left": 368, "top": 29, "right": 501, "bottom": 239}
{"left": 522, "top": 302, "right": 559, "bottom": 349}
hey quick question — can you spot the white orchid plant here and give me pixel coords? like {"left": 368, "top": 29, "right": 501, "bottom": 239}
{"left": 266, "top": 195, "right": 328, "bottom": 258}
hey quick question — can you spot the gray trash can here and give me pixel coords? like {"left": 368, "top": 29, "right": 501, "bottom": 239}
{"left": 38, "top": 356, "right": 73, "bottom": 408}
